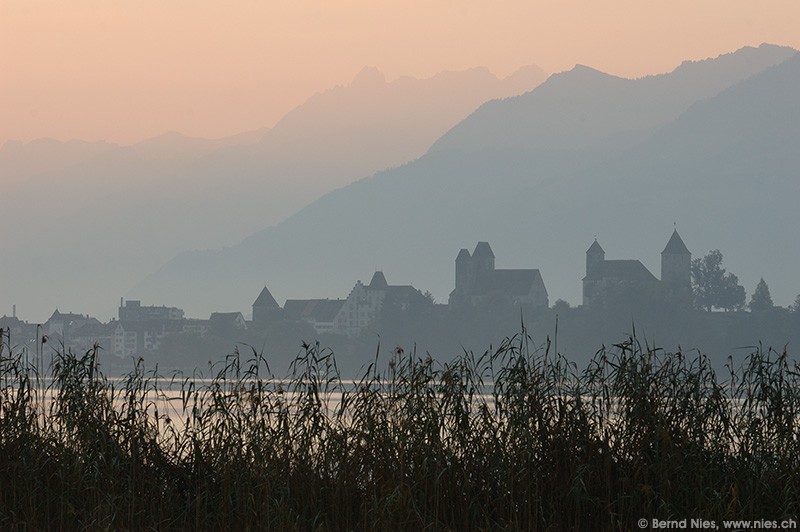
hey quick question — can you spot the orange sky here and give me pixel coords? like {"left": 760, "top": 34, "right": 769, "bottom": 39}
{"left": 1, "top": 0, "right": 798, "bottom": 146}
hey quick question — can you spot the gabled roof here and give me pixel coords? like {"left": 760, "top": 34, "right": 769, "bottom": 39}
{"left": 282, "top": 300, "right": 309, "bottom": 320}
{"left": 309, "top": 300, "right": 347, "bottom": 321}
{"left": 384, "top": 285, "right": 426, "bottom": 303}
{"left": 585, "top": 260, "right": 658, "bottom": 282}
{"left": 473, "top": 241, "right": 495, "bottom": 258}
{"left": 284, "top": 299, "right": 345, "bottom": 323}
{"left": 456, "top": 248, "right": 471, "bottom": 261}
{"left": 69, "top": 320, "right": 117, "bottom": 338}
{"left": 369, "top": 271, "right": 389, "bottom": 289}
{"left": 473, "top": 269, "right": 545, "bottom": 297}
{"left": 662, "top": 230, "right": 690, "bottom": 255}
{"left": 47, "top": 309, "right": 88, "bottom": 323}
{"left": 210, "top": 312, "right": 244, "bottom": 321}
{"left": 209, "top": 312, "right": 247, "bottom": 329}
{"left": 253, "top": 286, "right": 280, "bottom": 309}
{"left": 113, "top": 319, "right": 179, "bottom": 334}
{"left": 587, "top": 240, "right": 605, "bottom": 254}
{"left": 0, "top": 315, "right": 23, "bottom": 327}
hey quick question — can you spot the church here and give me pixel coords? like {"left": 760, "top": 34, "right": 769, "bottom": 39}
{"left": 449, "top": 242, "right": 549, "bottom": 309}
{"left": 582, "top": 230, "right": 691, "bottom": 309}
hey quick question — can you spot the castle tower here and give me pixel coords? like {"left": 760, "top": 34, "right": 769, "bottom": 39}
{"left": 253, "top": 285, "right": 281, "bottom": 323}
{"left": 586, "top": 239, "right": 605, "bottom": 278}
{"left": 582, "top": 239, "right": 605, "bottom": 307}
{"left": 455, "top": 248, "right": 474, "bottom": 292}
{"left": 368, "top": 271, "right": 389, "bottom": 290}
{"left": 472, "top": 242, "right": 495, "bottom": 277}
{"left": 661, "top": 229, "right": 691, "bottom": 304}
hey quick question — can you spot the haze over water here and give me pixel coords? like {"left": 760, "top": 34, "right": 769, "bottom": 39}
{"left": 1, "top": 2, "right": 799, "bottom": 375}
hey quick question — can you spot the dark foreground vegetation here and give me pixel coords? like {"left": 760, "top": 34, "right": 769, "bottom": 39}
{"left": 1, "top": 329, "right": 799, "bottom": 530}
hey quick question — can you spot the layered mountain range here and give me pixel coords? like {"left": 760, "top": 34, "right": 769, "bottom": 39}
{"left": 1, "top": 65, "right": 546, "bottom": 320}
{"left": 130, "top": 44, "right": 800, "bottom": 318}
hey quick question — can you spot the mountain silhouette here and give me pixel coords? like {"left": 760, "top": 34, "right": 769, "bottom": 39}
{"left": 430, "top": 43, "right": 796, "bottom": 153}
{"left": 131, "top": 46, "right": 800, "bottom": 320}
{"left": 0, "top": 66, "right": 547, "bottom": 320}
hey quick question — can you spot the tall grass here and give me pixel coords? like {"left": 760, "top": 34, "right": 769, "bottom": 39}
{"left": 1, "top": 327, "right": 799, "bottom": 530}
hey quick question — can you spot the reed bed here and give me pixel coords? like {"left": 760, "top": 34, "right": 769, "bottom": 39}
{"left": 1, "top": 328, "right": 799, "bottom": 530}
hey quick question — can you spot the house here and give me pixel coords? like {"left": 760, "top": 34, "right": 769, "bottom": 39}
{"left": 0, "top": 315, "right": 38, "bottom": 348}
{"left": 112, "top": 321, "right": 139, "bottom": 358}
{"left": 208, "top": 312, "right": 248, "bottom": 337}
{"left": 45, "top": 310, "right": 96, "bottom": 340}
{"left": 105, "top": 300, "right": 187, "bottom": 357}
{"left": 334, "top": 271, "right": 428, "bottom": 336}
{"left": 118, "top": 299, "right": 184, "bottom": 322}
{"left": 182, "top": 318, "right": 210, "bottom": 337}
{"left": 283, "top": 299, "right": 346, "bottom": 334}
{"left": 68, "top": 320, "right": 115, "bottom": 354}
{"left": 111, "top": 319, "right": 183, "bottom": 358}
{"left": 582, "top": 230, "right": 691, "bottom": 308}
{"left": 448, "top": 242, "right": 549, "bottom": 309}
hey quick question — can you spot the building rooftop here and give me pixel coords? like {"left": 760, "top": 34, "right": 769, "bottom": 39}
{"left": 585, "top": 259, "right": 658, "bottom": 282}
{"left": 473, "top": 269, "right": 546, "bottom": 297}
{"left": 473, "top": 241, "right": 495, "bottom": 258}
{"left": 253, "top": 286, "right": 280, "bottom": 309}
{"left": 48, "top": 309, "right": 88, "bottom": 323}
{"left": 284, "top": 299, "right": 345, "bottom": 322}
{"left": 368, "top": 271, "right": 389, "bottom": 289}
{"left": 662, "top": 230, "right": 691, "bottom": 255}
{"left": 587, "top": 240, "right": 605, "bottom": 254}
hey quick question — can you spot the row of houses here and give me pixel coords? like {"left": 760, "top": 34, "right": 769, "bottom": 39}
{"left": 252, "top": 270, "right": 432, "bottom": 336}
{"left": 251, "top": 241, "right": 551, "bottom": 335}
{"left": 0, "top": 302, "right": 248, "bottom": 359}
{"left": 1, "top": 232, "right": 692, "bottom": 359}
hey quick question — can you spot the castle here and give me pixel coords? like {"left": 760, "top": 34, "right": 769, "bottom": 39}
{"left": 582, "top": 230, "right": 691, "bottom": 308}
{"left": 449, "top": 242, "right": 549, "bottom": 309}
{"left": 13, "top": 232, "right": 693, "bottom": 358}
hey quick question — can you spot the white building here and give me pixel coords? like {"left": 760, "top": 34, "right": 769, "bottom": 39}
{"left": 334, "top": 271, "right": 427, "bottom": 336}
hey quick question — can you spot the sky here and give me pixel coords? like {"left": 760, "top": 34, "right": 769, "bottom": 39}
{"left": 2, "top": 1, "right": 799, "bottom": 147}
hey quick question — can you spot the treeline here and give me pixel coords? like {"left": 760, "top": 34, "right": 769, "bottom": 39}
{"left": 124, "top": 302, "right": 800, "bottom": 380}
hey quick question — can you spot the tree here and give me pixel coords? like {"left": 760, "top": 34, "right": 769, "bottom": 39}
{"left": 552, "top": 299, "right": 571, "bottom": 313}
{"left": 749, "top": 278, "right": 774, "bottom": 311}
{"left": 691, "top": 250, "right": 746, "bottom": 311}
{"left": 718, "top": 273, "right": 746, "bottom": 312}
{"left": 792, "top": 294, "right": 800, "bottom": 313}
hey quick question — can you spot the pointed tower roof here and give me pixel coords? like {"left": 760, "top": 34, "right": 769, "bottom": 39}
{"left": 473, "top": 241, "right": 495, "bottom": 258}
{"left": 369, "top": 271, "right": 389, "bottom": 289}
{"left": 587, "top": 239, "right": 605, "bottom": 254}
{"left": 456, "top": 248, "right": 471, "bottom": 261}
{"left": 253, "top": 286, "right": 280, "bottom": 309}
{"left": 662, "top": 230, "right": 690, "bottom": 255}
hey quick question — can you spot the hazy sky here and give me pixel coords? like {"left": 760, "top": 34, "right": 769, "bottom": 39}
{"left": 2, "top": 0, "right": 798, "bottom": 146}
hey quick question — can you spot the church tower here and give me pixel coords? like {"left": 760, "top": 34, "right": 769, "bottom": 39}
{"left": 472, "top": 242, "right": 495, "bottom": 277}
{"left": 455, "top": 248, "right": 474, "bottom": 292}
{"left": 582, "top": 239, "right": 605, "bottom": 307}
{"left": 586, "top": 239, "right": 605, "bottom": 278}
{"left": 661, "top": 230, "right": 691, "bottom": 304}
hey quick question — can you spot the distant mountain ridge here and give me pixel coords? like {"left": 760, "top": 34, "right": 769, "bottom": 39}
{"left": 430, "top": 43, "right": 796, "bottom": 154}
{"left": 130, "top": 45, "right": 800, "bottom": 325}
{"left": 0, "top": 138, "right": 116, "bottom": 185}
{"left": 0, "top": 65, "right": 547, "bottom": 321}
